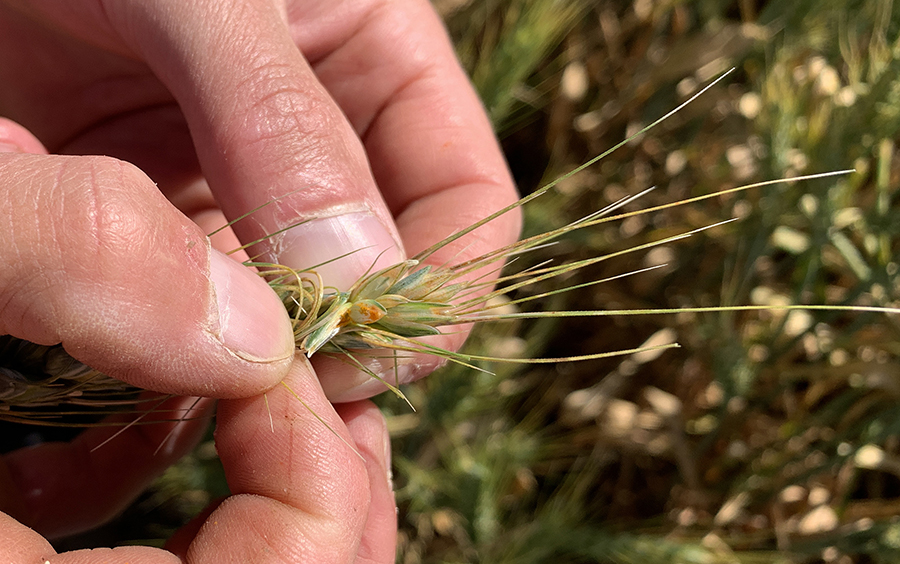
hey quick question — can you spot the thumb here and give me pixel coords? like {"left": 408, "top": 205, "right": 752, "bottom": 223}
{"left": 0, "top": 122, "right": 294, "bottom": 397}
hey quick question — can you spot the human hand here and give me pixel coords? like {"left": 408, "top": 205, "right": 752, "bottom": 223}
{"left": 0, "top": 0, "right": 521, "bottom": 402}
{"left": 2, "top": 356, "right": 398, "bottom": 562}
{"left": 0, "top": 124, "right": 396, "bottom": 558}
{"left": 0, "top": 0, "right": 518, "bottom": 547}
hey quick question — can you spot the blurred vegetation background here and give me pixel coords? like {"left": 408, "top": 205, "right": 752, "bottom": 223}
{"left": 55, "top": 0, "right": 900, "bottom": 562}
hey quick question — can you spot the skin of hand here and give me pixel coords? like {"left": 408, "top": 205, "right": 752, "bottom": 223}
{"left": 0, "top": 0, "right": 520, "bottom": 558}
{"left": 2, "top": 354, "right": 399, "bottom": 563}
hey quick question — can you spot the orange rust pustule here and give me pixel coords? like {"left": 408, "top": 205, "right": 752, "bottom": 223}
{"left": 345, "top": 301, "right": 387, "bottom": 326}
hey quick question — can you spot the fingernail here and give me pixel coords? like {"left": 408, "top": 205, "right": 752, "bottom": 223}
{"left": 276, "top": 212, "right": 405, "bottom": 291}
{"left": 209, "top": 249, "right": 295, "bottom": 362}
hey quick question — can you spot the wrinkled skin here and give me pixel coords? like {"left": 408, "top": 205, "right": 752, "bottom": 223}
{"left": 0, "top": 0, "right": 519, "bottom": 561}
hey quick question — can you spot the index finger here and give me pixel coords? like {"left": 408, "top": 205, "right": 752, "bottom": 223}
{"left": 292, "top": 0, "right": 523, "bottom": 262}
{"left": 183, "top": 355, "right": 395, "bottom": 562}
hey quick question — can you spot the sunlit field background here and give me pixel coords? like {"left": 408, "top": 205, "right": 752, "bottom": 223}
{"left": 56, "top": 1, "right": 900, "bottom": 562}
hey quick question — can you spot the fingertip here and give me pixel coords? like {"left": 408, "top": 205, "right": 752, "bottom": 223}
{"left": 0, "top": 118, "right": 47, "bottom": 154}
{"left": 125, "top": 1, "right": 406, "bottom": 292}
{"left": 317, "top": 333, "right": 465, "bottom": 403}
{"left": 208, "top": 248, "right": 296, "bottom": 367}
{"left": 337, "top": 401, "right": 390, "bottom": 468}
{"left": 0, "top": 512, "right": 55, "bottom": 562}
{"left": 166, "top": 497, "right": 225, "bottom": 558}
{"left": 194, "top": 358, "right": 371, "bottom": 563}
{"left": 0, "top": 153, "right": 293, "bottom": 400}
{"left": 335, "top": 400, "right": 398, "bottom": 563}
{"left": 337, "top": 400, "right": 393, "bottom": 502}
